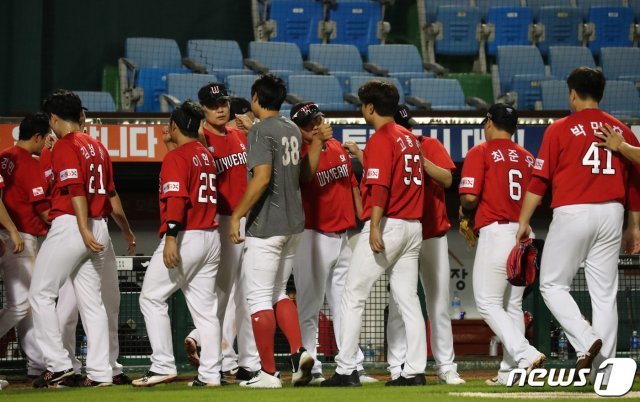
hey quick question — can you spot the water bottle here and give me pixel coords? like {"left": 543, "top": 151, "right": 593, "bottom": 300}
{"left": 364, "top": 340, "right": 375, "bottom": 361}
{"left": 451, "top": 292, "right": 463, "bottom": 319}
{"left": 630, "top": 330, "right": 640, "bottom": 361}
{"left": 558, "top": 329, "right": 568, "bottom": 361}
{"left": 80, "top": 335, "right": 88, "bottom": 357}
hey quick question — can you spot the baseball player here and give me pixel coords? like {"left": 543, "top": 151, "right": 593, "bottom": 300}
{"left": 517, "top": 67, "right": 640, "bottom": 383}
{"left": 0, "top": 113, "right": 48, "bottom": 381}
{"left": 229, "top": 74, "right": 313, "bottom": 388}
{"left": 132, "top": 101, "right": 222, "bottom": 387}
{"left": 385, "top": 105, "right": 465, "bottom": 385}
{"left": 29, "top": 90, "right": 116, "bottom": 387}
{"left": 183, "top": 83, "right": 260, "bottom": 383}
{"left": 459, "top": 103, "right": 545, "bottom": 386}
{"left": 322, "top": 81, "right": 426, "bottom": 387}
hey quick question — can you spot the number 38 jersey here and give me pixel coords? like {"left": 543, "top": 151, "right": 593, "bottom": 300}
{"left": 49, "top": 131, "right": 115, "bottom": 220}
{"left": 459, "top": 138, "right": 534, "bottom": 231}
{"left": 158, "top": 141, "right": 218, "bottom": 237}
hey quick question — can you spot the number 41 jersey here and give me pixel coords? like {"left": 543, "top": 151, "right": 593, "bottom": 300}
{"left": 158, "top": 141, "right": 218, "bottom": 237}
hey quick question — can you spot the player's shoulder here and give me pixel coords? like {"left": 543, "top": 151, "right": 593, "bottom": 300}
{"left": 466, "top": 141, "right": 488, "bottom": 157}
{"left": 227, "top": 126, "right": 247, "bottom": 139}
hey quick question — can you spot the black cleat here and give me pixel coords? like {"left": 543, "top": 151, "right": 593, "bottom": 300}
{"left": 32, "top": 368, "right": 74, "bottom": 388}
{"left": 112, "top": 373, "right": 132, "bottom": 385}
{"left": 82, "top": 377, "right": 112, "bottom": 387}
{"left": 235, "top": 367, "right": 258, "bottom": 382}
{"left": 385, "top": 374, "right": 426, "bottom": 386}
{"left": 320, "top": 370, "right": 362, "bottom": 387}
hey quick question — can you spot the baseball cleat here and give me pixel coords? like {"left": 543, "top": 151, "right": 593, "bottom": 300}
{"left": 309, "top": 373, "right": 326, "bottom": 385}
{"left": 55, "top": 374, "right": 84, "bottom": 388}
{"left": 438, "top": 370, "right": 466, "bottom": 385}
{"left": 358, "top": 370, "right": 378, "bottom": 383}
{"left": 131, "top": 371, "right": 177, "bottom": 387}
{"left": 184, "top": 337, "right": 200, "bottom": 368}
{"left": 527, "top": 353, "right": 546, "bottom": 374}
{"left": 0, "top": 379, "right": 8, "bottom": 390}
{"left": 485, "top": 376, "right": 506, "bottom": 386}
{"left": 82, "top": 377, "right": 113, "bottom": 387}
{"left": 574, "top": 338, "right": 603, "bottom": 381}
{"left": 320, "top": 371, "right": 361, "bottom": 387}
{"left": 112, "top": 373, "right": 132, "bottom": 385}
{"left": 188, "top": 377, "right": 220, "bottom": 387}
{"left": 235, "top": 367, "right": 258, "bottom": 382}
{"left": 32, "top": 368, "right": 74, "bottom": 388}
{"left": 239, "top": 370, "right": 282, "bottom": 388}
{"left": 291, "top": 348, "right": 314, "bottom": 386}
{"left": 223, "top": 366, "right": 239, "bottom": 376}
{"left": 385, "top": 373, "right": 426, "bottom": 386}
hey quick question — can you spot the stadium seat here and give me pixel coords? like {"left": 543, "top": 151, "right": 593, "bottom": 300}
{"left": 526, "top": 0, "right": 573, "bottom": 19}
{"left": 476, "top": 0, "right": 521, "bottom": 20}
{"left": 577, "top": 0, "right": 624, "bottom": 19}
{"left": 75, "top": 91, "right": 117, "bottom": 113}
{"left": 186, "top": 40, "right": 249, "bottom": 81}
{"left": 287, "top": 75, "right": 357, "bottom": 111}
{"left": 246, "top": 41, "right": 311, "bottom": 82}
{"left": 366, "top": 44, "right": 434, "bottom": 94}
{"left": 267, "top": 0, "right": 322, "bottom": 56}
{"left": 225, "top": 75, "right": 258, "bottom": 101}
{"left": 495, "top": 45, "right": 550, "bottom": 110}
{"left": 408, "top": 78, "right": 486, "bottom": 110}
{"left": 548, "top": 46, "right": 595, "bottom": 80}
{"left": 539, "top": 80, "right": 569, "bottom": 111}
{"left": 535, "top": 6, "right": 583, "bottom": 57}
{"left": 600, "top": 80, "right": 640, "bottom": 119}
{"left": 586, "top": 7, "right": 634, "bottom": 57}
{"left": 330, "top": 0, "right": 382, "bottom": 56}
{"left": 348, "top": 75, "right": 406, "bottom": 106}
{"left": 423, "top": 0, "right": 470, "bottom": 23}
{"left": 308, "top": 44, "right": 371, "bottom": 92}
{"left": 433, "top": 5, "right": 481, "bottom": 56}
{"left": 486, "top": 7, "right": 534, "bottom": 57}
{"left": 159, "top": 73, "right": 219, "bottom": 112}
{"left": 600, "top": 47, "right": 640, "bottom": 85}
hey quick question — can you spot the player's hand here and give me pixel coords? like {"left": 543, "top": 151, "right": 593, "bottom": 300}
{"left": 369, "top": 225, "right": 385, "bottom": 253}
{"left": 45, "top": 133, "right": 57, "bottom": 150}
{"left": 230, "top": 216, "right": 244, "bottom": 244}
{"left": 80, "top": 229, "right": 104, "bottom": 253}
{"left": 595, "top": 123, "right": 624, "bottom": 152}
{"left": 235, "top": 114, "right": 254, "bottom": 133}
{"left": 342, "top": 141, "right": 363, "bottom": 159}
{"left": 623, "top": 226, "right": 640, "bottom": 254}
{"left": 316, "top": 121, "right": 333, "bottom": 142}
{"left": 8, "top": 230, "right": 24, "bottom": 254}
{"left": 122, "top": 229, "right": 136, "bottom": 255}
{"left": 163, "top": 236, "right": 180, "bottom": 269}
{"left": 515, "top": 222, "right": 532, "bottom": 243}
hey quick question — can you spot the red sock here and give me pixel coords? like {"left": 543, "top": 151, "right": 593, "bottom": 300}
{"left": 251, "top": 310, "right": 276, "bottom": 374}
{"left": 274, "top": 298, "right": 303, "bottom": 354}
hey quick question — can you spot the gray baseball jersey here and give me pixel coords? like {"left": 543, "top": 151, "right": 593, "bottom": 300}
{"left": 245, "top": 115, "right": 305, "bottom": 238}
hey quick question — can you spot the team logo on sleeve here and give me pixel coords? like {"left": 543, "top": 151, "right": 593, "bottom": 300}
{"left": 32, "top": 187, "right": 44, "bottom": 197}
{"left": 59, "top": 169, "right": 78, "bottom": 181}
{"left": 534, "top": 159, "right": 544, "bottom": 170}
{"left": 162, "top": 182, "right": 180, "bottom": 194}
{"left": 459, "top": 177, "right": 475, "bottom": 188}
{"left": 366, "top": 168, "right": 380, "bottom": 179}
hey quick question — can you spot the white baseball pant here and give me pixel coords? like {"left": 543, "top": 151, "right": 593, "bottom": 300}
{"left": 540, "top": 202, "right": 623, "bottom": 380}
{"left": 387, "top": 235, "right": 458, "bottom": 378}
{"left": 57, "top": 238, "right": 123, "bottom": 376}
{"left": 139, "top": 230, "right": 222, "bottom": 384}
{"left": 0, "top": 231, "right": 45, "bottom": 376}
{"left": 186, "top": 216, "right": 260, "bottom": 372}
{"left": 473, "top": 222, "right": 541, "bottom": 373}
{"left": 293, "top": 229, "right": 366, "bottom": 376}
{"left": 29, "top": 215, "right": 112, "bottom": 382}
{"left": 335, "top": 218, "right": 426, "bottom": 377}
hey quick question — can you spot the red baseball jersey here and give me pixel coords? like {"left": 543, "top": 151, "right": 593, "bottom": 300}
{"left": 0, "top": 146, "right": 49, "bottom": 236}
{"left": 421, "top": 137, "right": 456, "bottom": 239}
{"left": 40, "top": 146, "right": 54, "bottom": 195}
{"left": 459, "top": 139, "right": 535, "bottom": 231}
{"left": 360, "top": 122, "right": 424, "bottom": 221}
{"left": 49, "top": 132, "right": 115, "bottom": 221}
{"left": 531, "top": 109, "right": 640, "bottom": 209}
{"left": 300, "top": 139, "right": 358, "bottom": 233}
{"left": 158, "top": 141, "right": 218, "bottom": 236}
{"left": 202, "top": 126, "right": 248, "bottom": 216}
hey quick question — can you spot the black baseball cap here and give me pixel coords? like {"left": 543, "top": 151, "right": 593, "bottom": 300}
{"left": 229, "top": 97, "right": 251, "bottom": 119}
{"left": 290, "top": 102, "right": 324, "bottom": 127}
{"left": 482, "top": 103, "right": 518, "bottom": 134}
{"left": 198, "top": 82, "right": 230, "bottom": 106}
{"left": 394, "top": 104, "right": 418, "bottom": 129}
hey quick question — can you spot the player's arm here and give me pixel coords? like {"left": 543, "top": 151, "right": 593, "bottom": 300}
{"left": 0, "top": 196, "right": 23, "bottom": 254}
{"left": 109, "top": 190, "right": 136, "bottom": 255}
{"left": 424, "top": 157, "right": 453, "bottom": 188}
{"left": 623, "top": 211, "right": 640, "bottom": 254}
{"left": 516, "top": 190, "right": 544, "bottom": 242}
{"left": 369, "top": 184, "right": 388, "bottom": 253}
{"left": 163, "top": 196, "right": 187, "bottom": 269}
{"left": 352, "top": 186, "right": 363, "bottom": 221}
{"left": 596, "top": 123, "right": 640, "bottom": 165}
{"left": 300, "top": 122, "right": 332, "bottom": 183}
{"left": 70, "top": 190, "right": 104, "bottom": 253}
{"left": 230, "top": 164, "right": 272, "bottom": 243}
{"left": 343, "top": 141, "right": 364, "bottom": 164}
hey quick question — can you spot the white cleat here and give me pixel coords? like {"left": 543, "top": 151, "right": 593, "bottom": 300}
{"left": 239, "top": 370, "right": 282, "bottom": 389}
{"left": 485, "top": 375, "right": 508, "bottom": 386}
{"left": 437, "top": 370, "right": 466, "bottom": 385}
{"left": 358, "top": 371, "right": 378, "bottom": 383}
{"left": 309, "top": 373, "right": 326, "bottom": 385}
{"left": 0, "top": 379, "right": 8, "bottom": 390}
{"left": 132, "top": 371, "right": 177, "bottom": 387}
{"left": 291, "top": 350, "right": 314, "bottom": 386}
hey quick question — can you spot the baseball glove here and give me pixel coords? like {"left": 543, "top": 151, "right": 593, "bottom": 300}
{"left": 458, "top": 215, "right": 477, "bottom": 248}
{"left": 507, "top": 238, "right": 539, "bottom": 286}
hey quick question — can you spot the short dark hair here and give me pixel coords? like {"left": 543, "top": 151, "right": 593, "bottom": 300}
{"left": 19, "top": 112, "right": 50, "bottom": 141}
{"left": 170, "top": 100, "right": 204, "bottom": 138}
{"left": 567, "top": 67, "right": 605, "bottom": 103}
{"left": 42, "top": 89, "right": 83, "bottom": 123}
{"left": 251, "top": 74, "right": 287, "bottom": 111}
{"left": 358, "top": 80, "right": 399, "bottom": 117}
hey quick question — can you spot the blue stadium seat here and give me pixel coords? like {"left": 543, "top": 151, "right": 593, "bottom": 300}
{"left": 600, "top": 80, "right": 640, "bottom": 119}
{"left": 186, "top": 40, "right": 249, "bottom": 81}
{"left": 486, "top": 7, "right": 534, "bottom": 56}
{"left": 434, "top": 5, "right": 481, "bottom": 56}
{"left": 330, "top": 0, "right": 381, "bottom": 56}
{"left": 600, "top": 47, "right": 640, "bottom": 87}
{"left": 536, "top": 6, "right": 583, "bottom": 57}
{"left": 160, "top": 73, "right": 219, "bottom": 112}
{"left": 476, "top": 0, "right": 521, "bottom": 20}
{"left": 247, "top": 41, "right": 310, "bottom": 82}
{"left": 496, "top": 45, "right": 550, "bottom": 110}
{"left": 287, "top": 75, "right": 356, "bottom": 111}
{"left": 423, "top": 0, "right": 470, "bottom": 22}
{"left": 540, "top": 80, "right": 569, "bottom": 111}
{"left": 268, "top": 0, "right": 322, "bottom": 56}
{"left": 225, "top": 75, "right": 258, "bottom": 101}
{"left": 527, "top": 0, "right": 573, "bottom": 19}
{"left": 409, "top": 78, "right": 473, "bottom": 110}
{"left": 348, "top": 75, "right": 405, "bottom": 105}
{"left": 587, "top": 7, "right": 634, "bottom": 56}
{"left": 367, "top": 44, "right": 434, "bottom": 94}
{"left": 308, "top": 44, "right": 371, "bottom": 92}
{"left": 75, "top": 91, "right": 117, "bottom": 113}
{"left": 577, "top": 0, "right": 624, "bottom": 19}
{"left": 548, "top": 46, "right": 595, "bottom": 80}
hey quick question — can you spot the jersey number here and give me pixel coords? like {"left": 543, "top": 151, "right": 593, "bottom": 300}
{"left": 281, "top": 136, "right": 300, "bottom": 166}
{"left": 88, "top": 163, "right": 106, "bottom": 195}
{"left": 403, "top": 154, "right": 422, "bottom": 186}
{"left": 198, "top": 173, "right": 217, "bottom": 204}
{"left": 508, "top": 169, "right": 522, "bottom": 201}
{"left": 582, "top": 142, "right": 615, "bottom": 175}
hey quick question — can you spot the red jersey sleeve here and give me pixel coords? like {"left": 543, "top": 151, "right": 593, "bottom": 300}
{"left": 25, "top": 162, "right": 47, "bottom": 203}
{"left": 363, "top": 135, "right": 393, "bottom": 188}
{"left": 51, "top": 140, "right": 84, "bottom": 188}
{"left": 459, "top": 146, "right": 485, "bottom": 195}
{"left": 160, "top": 153, "right": 190, "bottom": 200}
{"left": 423, "top": 139, "right": 455, "bottom": 171}
{"left": 532, "top": 124, "right": 559, "bottom": 181}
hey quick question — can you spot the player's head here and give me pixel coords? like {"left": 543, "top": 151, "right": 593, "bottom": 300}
{"left": 291, "top": 102, "right": 324, "bottom": 141}
{"left": 567, "top": 67, "right": 605, "bottom": 110}
{"left": 482, "top": 103, "right": 518, "bottom": 139}
{"left": 198, "top": 82, "right": 231, "bottom": 128}
{"left": 18, "top": 112, "right": 50, "bottom": 155}
{"left": 251, "top": 74, "right": 287, "bottom": 113}
{"left": 394, "top": 104, "right": 418, "bottom": 130}
{"left": 229, "top": 97, "right": 252, "bottom": 120}
{"left": 169, "top": 100, "right": 205, "bottom": 140}
{"left": 42, "top": 89, "right": 83, "bottom": 136}
{"left": 358, "top": 80, "right": 399, "bottom": 123}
